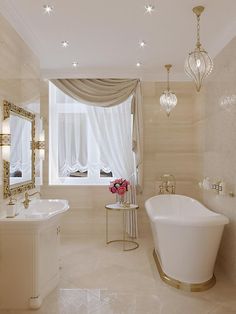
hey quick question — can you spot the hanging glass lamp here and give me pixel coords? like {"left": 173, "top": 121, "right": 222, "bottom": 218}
{"left": 185, "top": 6, "right": 213, "bottom": 92}
{"left": 160, "top": 64, "right": 177, "bottom": 117}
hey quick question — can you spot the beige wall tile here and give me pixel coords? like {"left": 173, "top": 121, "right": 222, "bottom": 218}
{"left": 199, "top": 37, "right": 236, "bottom": 283}
{"left": 0, "top": 13, "right": 40, "bottom": 213}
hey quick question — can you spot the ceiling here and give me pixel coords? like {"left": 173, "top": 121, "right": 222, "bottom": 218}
{"left": 0, "top": 0, "right": 236, "bottom": 80}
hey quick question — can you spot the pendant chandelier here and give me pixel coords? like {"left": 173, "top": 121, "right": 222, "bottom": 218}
{"left": 185, "top": 6, "right": 213, "bottom": 92}
{"left": 160, "top": 64, "right": 177, "bottom": 117}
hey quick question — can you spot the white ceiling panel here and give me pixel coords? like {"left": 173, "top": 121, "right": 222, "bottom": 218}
{"left": 0, "top": 0, "right": 236, "bottom": 80}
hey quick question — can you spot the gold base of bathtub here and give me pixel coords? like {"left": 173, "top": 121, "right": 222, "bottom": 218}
{"left": 153, "top": 250, "right": 216, "bottom": 292}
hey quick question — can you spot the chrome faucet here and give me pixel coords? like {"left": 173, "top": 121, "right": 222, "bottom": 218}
{"left": 159, "top": 174, "right": 176, "bottom": 194}
{"left": 22, "top": 191, "right": 41, "bottom": 209}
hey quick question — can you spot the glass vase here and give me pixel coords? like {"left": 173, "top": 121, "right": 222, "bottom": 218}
{"left": 116, "top": 194, "right": 125, "bottom": 205}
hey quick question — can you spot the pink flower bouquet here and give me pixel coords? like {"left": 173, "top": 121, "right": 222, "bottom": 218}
{"left": 109, "top": 178, "right": 130, "bottom": 196}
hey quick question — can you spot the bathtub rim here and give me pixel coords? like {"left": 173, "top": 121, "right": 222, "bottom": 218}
{"left": 150, "top": 216, "right": 229, "bottom": 226}
{"left": 145, "top": 194, "right": 229, "bottom": 226}
{"left": 153, "top": 249, "right": 216, "bottom": 292}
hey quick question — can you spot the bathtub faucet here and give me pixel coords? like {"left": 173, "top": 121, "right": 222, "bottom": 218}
{"left": 159, "top": 174, "right": 176, "bottom": 194}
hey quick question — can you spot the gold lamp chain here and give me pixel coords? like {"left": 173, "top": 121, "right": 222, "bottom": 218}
{"left": 196, "top": 15, "right": 201, "bottom": 49}
{"left": 164, "top": 64, "right": 172, "bottom": 91}
{"left": 167, "top": 67, "right": 170, "bottom": 91}
{"left": 192, "top": 6, "right": 204, "bottom": 49}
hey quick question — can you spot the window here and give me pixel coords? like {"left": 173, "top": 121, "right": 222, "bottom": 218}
{"left": 49, "top": 83, "right": 135, "bottom": 185}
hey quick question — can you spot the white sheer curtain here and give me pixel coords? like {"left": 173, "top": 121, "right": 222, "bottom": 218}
{"left": 10, "top": 115, "right": 24, "bottom": 173}
{"left": 86, "top": 103, "right": 134, "bottom": 180}
{"left": 10, "top": 115, "right": 31, "bottom": 181}
{"left": 49, "top": 83, "right": 135, "bottom": 184}
{"left": 58, "top": 112, "right": 88, "bottom": 176}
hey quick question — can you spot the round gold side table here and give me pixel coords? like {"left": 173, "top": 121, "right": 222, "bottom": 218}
{"left": 105, "top": 203, "right": 139, "bottom": 251}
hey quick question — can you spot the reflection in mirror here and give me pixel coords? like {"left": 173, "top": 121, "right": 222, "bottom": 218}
{"left": 3, "top": 100, "right": 35, "bottom": 198}
{"left": 10, "top": 114, "right": 32, "bottom": 186}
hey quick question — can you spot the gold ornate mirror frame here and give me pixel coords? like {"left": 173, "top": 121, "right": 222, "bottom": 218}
{"left": 3, "top": 100, "right": 36, "bottom": 198}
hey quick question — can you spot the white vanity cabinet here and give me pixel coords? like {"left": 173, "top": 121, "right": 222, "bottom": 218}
{"left": 37, "top": 222, "right": 61, "bottom": 303}
{"left": 0, "top": 199, "right": 68, "bottom": 310}
{"left": 0, "top": 218, "right": 60, "bottom": 310}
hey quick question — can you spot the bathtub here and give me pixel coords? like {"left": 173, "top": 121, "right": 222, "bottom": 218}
{"left": 145, "top": 194, "right": 229, "bottom": 291}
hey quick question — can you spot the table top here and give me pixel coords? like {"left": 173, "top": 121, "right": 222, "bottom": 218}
{"left": 105, "top": 203, "right": 139, "bottom": 210}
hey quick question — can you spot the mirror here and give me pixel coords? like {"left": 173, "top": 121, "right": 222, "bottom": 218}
{"left": 3, "top": 100, "right": 35, "bottom": 198}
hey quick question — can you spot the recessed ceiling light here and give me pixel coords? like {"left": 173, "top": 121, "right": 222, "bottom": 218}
{"left": 145, "top": 4, "right": 155, "bottom": 14}
{"left": 139, "top": 41, "right": 146, "bottom": 48}
{"left": 72, "top": 62, "right": 79, "bottom": 68}
{"left": 43, "top": 5, "right": 53, "bottom": 15}
{"left": 136, "top": 62, "right": 141, "bottom": 67}
{"left": 61, "top": 41, "right": 69, "bottom": 48}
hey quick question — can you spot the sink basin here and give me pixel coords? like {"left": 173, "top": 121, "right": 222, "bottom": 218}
{"left": 0, "top": 199, "right": 69, "bottom": 223}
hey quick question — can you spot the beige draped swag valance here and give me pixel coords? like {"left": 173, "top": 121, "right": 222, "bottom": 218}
{"left": 50, "top": 78, "right": 143, "bottom": 189}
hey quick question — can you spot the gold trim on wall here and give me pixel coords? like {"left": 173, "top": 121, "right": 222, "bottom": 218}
{"left": 153, "top": 249, "right": 216, "bottom": 292}
{"left": 0, "top": 134, "right": 11, "bottom": 146}
{"left": 3, "top": 100, "right": 36, "bottom": 198}
{"left": 35, "top": 141, "right": 45, "bottom": 150}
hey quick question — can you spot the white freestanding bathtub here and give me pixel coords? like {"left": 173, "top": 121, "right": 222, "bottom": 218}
{"left": 145, "top": 195, "right": 229, "bottom": 291}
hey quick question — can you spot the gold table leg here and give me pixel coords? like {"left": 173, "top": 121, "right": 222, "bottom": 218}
{"left": 106, "top": 208, "right": 108, "bottom": 244}
{"left": 123, "top": 209, "right": 125, "bottom": 251}
{"left": 105, "top": 207, "right": 139, "bottom": 251}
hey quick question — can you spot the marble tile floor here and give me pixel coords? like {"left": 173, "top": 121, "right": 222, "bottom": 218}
{"left": 1, "top": 234, "right": 236, "bottom": 314}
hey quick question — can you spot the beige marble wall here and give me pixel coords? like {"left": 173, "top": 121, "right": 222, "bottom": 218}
{"left": 41, "top": 81, "right": 200, "bottom": 237}
{"left": 0, "top": 13, "right": 40, "bottom": 213}
{"left": 142, "top": 82, "right": 201, "bottom": 199}
{"left": 198, "top": 37, "right": 236, "bottom": 283}
{"left": 140, "top": 82, "right": 201, "bottom": 234}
